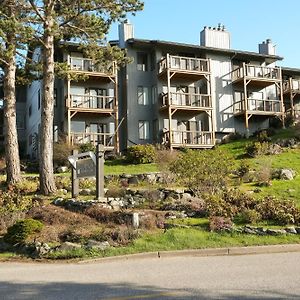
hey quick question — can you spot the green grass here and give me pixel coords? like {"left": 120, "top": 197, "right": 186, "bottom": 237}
{"left": 0, "top": 252, "right": 18, "bottom": 260}
{"left": 104, "top": 160, "right": 158, "bottom": 175}
{"left": 47, "top": 225, "right": 300, "bottom": 260}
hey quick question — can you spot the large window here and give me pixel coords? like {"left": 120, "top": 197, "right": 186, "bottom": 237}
{"left": 71, "top": 121, "right": 85, "bottom": 133}
{"left": 137, "top": 86, "right": 150, "bottom": 105}
{"left": 137, "top": 52, "right": 148, "bottom": 71}
{"left": 138, "top": 120, "right": 150, "bottom": 140}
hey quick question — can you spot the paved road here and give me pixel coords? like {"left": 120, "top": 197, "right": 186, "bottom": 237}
{"left": 0, "top": 252, "right": 300, "bottom": 299}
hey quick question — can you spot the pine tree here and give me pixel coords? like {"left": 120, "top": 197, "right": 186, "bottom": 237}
{"left": 28, "top": 0, "right": 143, "bottom": 195}
{"left": 0, "top": 0, "right": 32, "bottom": 185}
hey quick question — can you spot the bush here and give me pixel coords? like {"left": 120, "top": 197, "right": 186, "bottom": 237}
{"left": 256, "top": 197, "right": 300, "bottom": 225}
{"left": 246, "top": 141, "right": 270, "bottom": 157}
{"left": 209, "top": 216, "right": 233, "bottom": 232}
{"left": 79, "top": 143, "right": 96, "bottom": 153}
{"left": 205, "top": 189, "right": 258, "bottom": 220}
{"left": 126, "top": 144, "right": 156, "bottom": 164}
{"left": 55, "top": 176, "right": 71, "bottom": 190}
{"left": 170, "top": 148, "right": 233, "bottom": 196}
{"left": 254, "top": 130, "right": 272, "bottom": 142}
{"left": 0, "top": 190, "right": 34, "bottom": 214}
{"left": 234, "top": 209, "right": 261, "bottom": 225}
{"left": 4, "top": 218, "right": 44, "bottom": 244}
{"left": 53, "top": 140, "right": 77, "bottom": 167}
{"left": 13, "top": 178, "right": 39, "bottom": 194}
{"left": 236, "top": 162, "right": 250, "bottom": 181}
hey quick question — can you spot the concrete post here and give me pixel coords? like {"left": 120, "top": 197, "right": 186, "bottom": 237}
{"left": 96, "top": 144, "right": 105, "bottom": 200}
{"left": 132, "top": 213, "right": 139, "bottom": 229}
{"left": 71, "top": 149, "right": 79, "bottom": 198}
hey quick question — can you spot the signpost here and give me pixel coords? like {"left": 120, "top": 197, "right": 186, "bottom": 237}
{"left": 68, "top": 146, "right": 104, "bottom": 199}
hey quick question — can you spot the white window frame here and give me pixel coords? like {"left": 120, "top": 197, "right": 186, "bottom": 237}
{"left": 138, "top": 120, "right": 150, "bottom": 140}
{"left": 137, "top": 86, "right": 150, "bottom": 105}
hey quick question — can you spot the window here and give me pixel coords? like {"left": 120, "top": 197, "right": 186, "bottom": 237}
{"left": 38, "top": 90, "right": 41, "bottom": 110}
{"left": 151, "top": 86, "right": 157, "bottom": 104}
{"left": 137, "top": 52, "right": 148, "bottom": 71}
{"left": 71, "top": 121, "right": 85, "bottom": 133}
{"left": 28, "top": 105, "right": 32, "bottom": 117}
{"left": 150, "top": 52, "right": 156, "bottom": 71}
{"left": 139, "top": 120, "right": 150, "bottom": 140}
{"left": 137, "top": 86, "right": 149, "bottom": 105}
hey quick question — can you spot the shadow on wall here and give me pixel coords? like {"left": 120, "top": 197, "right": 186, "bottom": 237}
{"left": 0, "top": 281, "right": 298, "bottom": 300}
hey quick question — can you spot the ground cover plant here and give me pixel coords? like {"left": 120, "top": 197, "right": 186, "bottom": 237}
{"left": 1, "top": 125, "right": 300, "bottom": 260}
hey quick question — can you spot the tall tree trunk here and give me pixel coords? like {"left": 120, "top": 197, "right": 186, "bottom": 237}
{"left": 3, "top": 37, "right": 21, "bottom": 185}
{"left": 39, "top": 16, "right": 56, "bottom": 195}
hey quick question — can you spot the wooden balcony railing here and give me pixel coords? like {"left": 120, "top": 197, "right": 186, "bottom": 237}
{"left": 69, "top": 57, "right": 115, "bottom": 75}
{"left": 164, "top": 130, "right": 214, "bottom": 146}
{"left": 159, "top": 55, "right": 209, "bottom": 74}
{"left": 70, "top": 132, "right": 114, "bottom": 147}
{"left": 283, "top": 79, "right": 300, "bottom": 93}
{"left": 232, "top": 64, "right": 281, "bottom": 81}
{"left": 161, "top": 92, "right": 211, "bottom": 108}
{"left": 69, "top": 94, "right": 114, "bottom": 110}
{"left": 234, "top": 98, "right": 282, "bottom": 114}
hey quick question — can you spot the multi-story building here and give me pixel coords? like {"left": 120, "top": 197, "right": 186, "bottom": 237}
{"left": 282, "top": 67, "right": 300, "bottom": 118}
{"left": 2, "top": 22, "right": 298, "bottom": 158}
{"left": 26, "top": 43, "right": 119, "bottom": 158}
{"left": 115, "top": 22, "right": 286, "bottom": 151}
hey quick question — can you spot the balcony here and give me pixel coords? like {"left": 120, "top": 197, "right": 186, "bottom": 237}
{"left": 283, "top": 79, "right": 300, "bottom": 94}
{"left": 163, "top": 130, "right": 214, "bottom": 148}
{"left": 234, "top": 98, "right": 282, "bottom": 116}
{"left": 69, "top": 57, "right": 115, "bottom": 77}
{"left": 69, "top": 94, "right": 115, "bottom": 113}
{"left": 232, "top": 64, "right": 281, "bottom": 87}
{"left": 70, "top": 132, "right": 114, "bottom": 149}
{"left": 158, "top": 55, "right": 210, "bottom": 81}
{"left": 161, "top": 92, "right": 212, "bottom": 110}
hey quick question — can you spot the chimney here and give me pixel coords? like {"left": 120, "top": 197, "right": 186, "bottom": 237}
{"left": 200, "top": 24, "right": 230, "bottom": 49}
{"left": 118, "top": 20, "right": 134, "bottom": 48}
{"left": 259, "top": 39, "right": 276, "bottom": 55}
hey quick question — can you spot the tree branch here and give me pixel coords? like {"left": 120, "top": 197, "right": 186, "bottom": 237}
{"left": 28, "top": 0, "right": 46, "bottom": 22}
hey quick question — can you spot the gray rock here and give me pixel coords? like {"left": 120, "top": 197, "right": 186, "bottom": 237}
{"left": 128, "top": 176, "right": 139, "bottom": 185}
{"left": 285, "top": 227, "right": 297, "bottom": 234}
{"left": 32, "top": 242, "right": 51, "bottom": 257}
{"left": 144, "top": 173, "right": 157, "bottom": 183}
{"left": 243, "top": 227, "right": 257, "bottom": 235}
{"left": 0, "top": 239, "right": 11, "bottom": 251}
{"left": 85, "top": 240, "right": 110, "bottom": 251}
{"left": 80, "top": 188, "right": 92, "bottom": 196}
{"left": 266, "top": 229, "right": 286, "bottom": 235}
{"left": 58, "top": 242, "right": 82, "bottom": 251}
{"left": 57, "top": 166, "right": 68, "bottom": 173}
{"left": 295, "top": 227, "right": 300, "bottom": 234}
{"left": 53, "top": 197, "right": 64, "bottom": 205}
{"left": 182, "top": 193, "right": 192, "bottom": 201}
{"left": 280, "top": 169, "right": 295, "bottom": 180}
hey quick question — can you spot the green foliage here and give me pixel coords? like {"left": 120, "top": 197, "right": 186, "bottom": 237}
{"left": 246, "top": 141, "right": 270, "bottom": 157}
{"left": 255, "top": 130, "right": 272, "bottom": 142}
{"left": 55, "top": 176, "right": 71, "bottom": 190}
{"left": 170, "top": 148, "right": 232, "bottom": 195}
{"left": 0, "top": 191, "right": 34, "bottom": 214}
{"left": 234, "top": 209, "right": 262, "bottom": 225}
{"left": 126, "top": 144, "right": 157, "bottom": 164}
{"left": 4, "top": 219, "right": 44, "bottom": 244}
{"left": 53, "top": 141, "right": 76, "bottom": 167}
{"left": 79, "top": 143, "right": 96, "bottom": 153}
{"left": 13, "top": 179, "right": 39, "bottom": 194}
{"left": 256, "top": 197, "right": 300, "bottom": 225}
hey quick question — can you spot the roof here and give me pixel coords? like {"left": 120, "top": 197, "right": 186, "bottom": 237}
{"left": 281, "top": 66, "right": 300, "bottom": 76}
{"left": 126, "top": 38, "right": 283, "bottom": 64}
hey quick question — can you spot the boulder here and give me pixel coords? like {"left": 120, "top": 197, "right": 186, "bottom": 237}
{"left": 280, "top": 169, "right": 295, "bottom": 180}
{"left": 144, "top": 173, "right": 157, "bottom": 183}
{"left": 58, "top": 242, "right": 82, "bottom": 251}
{"left": 128, "top": 176, "right": 139, "bottom": 185}
{"left": 285, "top": 227, "right": 297, "bottom": 234}
{"left": 85, "top": 240, "right": 110, "bottom": 251}
{"left": 57, "top": 166, "right": 68, "bottom": 173}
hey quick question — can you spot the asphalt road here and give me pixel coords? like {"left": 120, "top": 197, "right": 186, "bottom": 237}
{"left": 1, "top": 252, "right": 300, "bottom": 300}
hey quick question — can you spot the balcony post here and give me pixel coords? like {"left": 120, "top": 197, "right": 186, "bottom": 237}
{"left": 289, "top": 77, "right": 295, "bottom": 117}
{"left": 167, "top": 57, "right": 172, "bottom": 150}
{"left": 279, "top": 74, "right": 285, "bottom": 128}
{"left": 114, "top": 67, "right": 119, "bottom": 153}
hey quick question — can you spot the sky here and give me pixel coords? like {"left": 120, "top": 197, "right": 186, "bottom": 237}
{"left": 108, "top": 0, "right": 300, "bottom": 68}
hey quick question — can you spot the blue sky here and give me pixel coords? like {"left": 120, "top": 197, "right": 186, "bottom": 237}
{"left": 108, "top": 0, "right": 300, "bottom": 68}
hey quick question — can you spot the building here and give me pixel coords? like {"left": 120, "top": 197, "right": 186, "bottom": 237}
{"left": 26, "top": 43, "right": 119, "bottom": 158}
{"left": 2, "top": 22, "right": 299, "bottom": 158}
{"left": 116, "top": 22, "right": 285, "bottom": 151}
